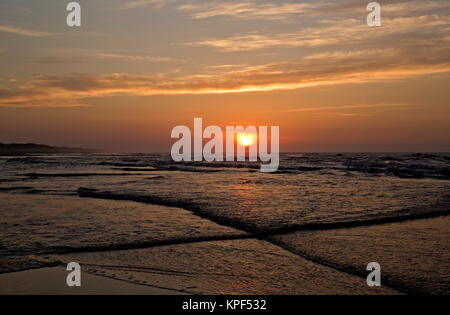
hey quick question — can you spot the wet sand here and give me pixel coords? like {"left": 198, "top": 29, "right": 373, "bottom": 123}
{"left": 38, "top": 238, "right": 399, "bottom": 295}
{"left": 17, "top": 216, "right": 449, "bottom": 295}
{"left": 271, "top": 216, "right": 450, "bottom": 294}
{"left": 1, "top": 216, "right": 448, "bottom": 294}
{"left": 0, "top": 266, "right": 182, "bottom": 295}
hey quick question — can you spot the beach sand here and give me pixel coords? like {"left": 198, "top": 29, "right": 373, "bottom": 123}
{"left": 271, "top": 216, "right": 450, "bottom": 294}
{"left": 0, "top": 266, "right": 182, "bottom": 295}
{"left": 23, "top": 217, "right": 450, "bottom": 295}
{"left": 37, "top": 238, "right": 399, "bottom": 295}
{"left": 1, "top": 214, "right": 447, "bottom": 294}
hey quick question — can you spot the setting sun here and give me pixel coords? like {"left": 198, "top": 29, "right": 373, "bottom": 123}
{"left": 238, "top": 133, "right": 253, "bottom": 147}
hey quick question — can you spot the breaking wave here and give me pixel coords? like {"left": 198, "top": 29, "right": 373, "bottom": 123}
{"left": 77, "top": 187, "right": 450, "bottom": 234}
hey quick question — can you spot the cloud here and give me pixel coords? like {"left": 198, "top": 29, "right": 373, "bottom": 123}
{"left": 318, "top": 0, "right": 450, "bottom": 16}
{"left": 178, "top": 1, "right": 315, "bottom": 20}
{"left": 118, "top": 0, "right": 173, "bottom": 9}
{"left": 0, "top": 25, "right": 52, "bottom": 37}
{"left": 206, "top": 64, "right": 249, "bottom": 70}
{"left": 1, "top": 43, "right": 449, "bottom": 107}
{"left": 178, "top": 0, "right": 450, "bottom": 21}
{"left": 34, "top": 57, "right": 83, "bottom": 64}
{"left": 192, "top": 32, "right": 338, "bottom": 52}
{"left": 94, "top": 52, "right": 180, "bottom": 63}
{"left": 1, "top": 1, "right": 448, "bottom": 107}
{"left": 271, "top": 103, "right": 411, "bottom": 113}
{"left": 0, "top": 99, "right": 88, "bottom": 108}
{"left": 33, "top": 49, "right": 182, "bottom": 64}
{"left": 191, "top": 14, "right": 450, "bottom": 51}
{"left": 113, "top": 0, "right": 450, "bottom": 19}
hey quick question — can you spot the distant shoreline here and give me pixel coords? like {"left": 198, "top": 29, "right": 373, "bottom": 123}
{"left": 0, "top": 143, "right": 98, "bottom": 156}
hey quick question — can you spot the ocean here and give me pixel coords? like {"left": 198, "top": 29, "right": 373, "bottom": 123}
{"left": 0, "top": 153, "right": 449, "bottom": 294}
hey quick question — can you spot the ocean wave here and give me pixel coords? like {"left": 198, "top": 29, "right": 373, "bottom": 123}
{"left": 77, "top": 187, "right": 201, "bottom": 212}
{"left": 111, "top": 166, "right": 222, "bottom": 173}
{"left": 13, "top": 153, "right": 444, "bottom": 179}
{"left": 24, "top": 172, "right": 137, "bottom": 178}
{"left": 0, "top": 234, "right": 251, "bottom": 258}
{"left": 0, "top": 186, "right": 75, "bottom": 195}
{"left": 77, "top": 187, "right": 259, "bottom": 233}
{"left": 344, "top": 160, "right": 450, "bottom": 179}
{"left": 5, "top": 157, "right": 58, "bottom": 165}
{"left": 98, "top": 161, "right": 147, "bottom": 167}
{"left": 0, "top": 256, "right": 59, "bottom": 274}
{"left": 264, "top": 207, "right": 450, "bottom": 235}
{"left": 77, "top": 187, "right": 450, "bottom": 235}
{"left": 0, "top": 186, "right": 36, "bottom": 192}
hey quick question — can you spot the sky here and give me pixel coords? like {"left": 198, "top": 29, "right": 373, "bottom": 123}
{"left": 0, "top": 0, "right": 449, "bottom": 152}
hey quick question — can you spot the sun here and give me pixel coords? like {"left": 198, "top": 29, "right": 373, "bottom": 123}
{"left": 238, "top": 133, "right": 253, "bottom": 147}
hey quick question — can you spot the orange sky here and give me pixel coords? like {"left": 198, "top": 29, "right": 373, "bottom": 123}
{"left": 0, "top": 0, "right": 449, "bottom": 152}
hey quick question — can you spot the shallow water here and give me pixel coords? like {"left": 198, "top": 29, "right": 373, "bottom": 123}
{"left": 0, "top": 193, "right": 244, "bottom": 257}
{"left": 271, "top": 216, "right": 450, "bottom": 294}
{"left": 0, "top": 153, "right": 449, "bottom": 293}
{"left": 41, "top": 239, "right": 398, "bottom": 295}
